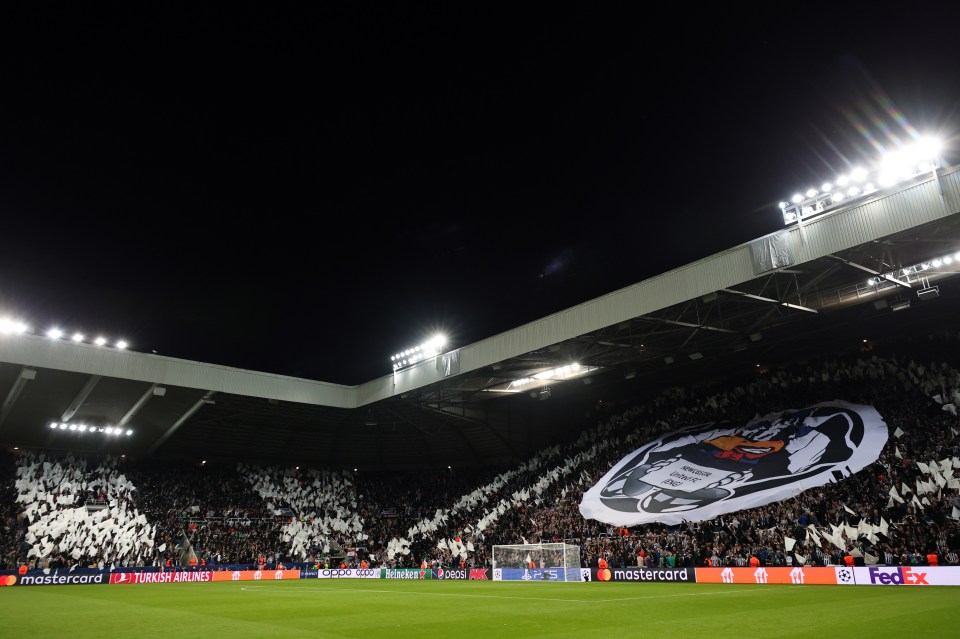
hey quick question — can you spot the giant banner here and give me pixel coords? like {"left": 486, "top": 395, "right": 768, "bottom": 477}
{"left": 579, "top": 401, "right": 887, "bottom": 525}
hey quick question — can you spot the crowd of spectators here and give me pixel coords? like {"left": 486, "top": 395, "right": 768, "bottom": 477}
{"left": 3, "top": 329, "right": 960, "bottom": 571}
{"left": 126, "top": 460, "right": 288, "bottom": 567}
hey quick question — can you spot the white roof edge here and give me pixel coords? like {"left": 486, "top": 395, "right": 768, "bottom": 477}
{"left": 2, "top": 166, "right": 957, "bottom": 408}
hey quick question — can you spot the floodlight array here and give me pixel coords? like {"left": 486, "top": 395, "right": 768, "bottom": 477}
{"left": 865, "top": 251, "right": 960, "bottom": 286}
{"left": 0, "top": 314, "right": 129, "bottom": 350}
{"left": 48, "top": 422, "right": 133, "bottom": 436}
{"left": 511, "top": 363, "right": 583, "bottom": 387}
{"left": 780, "top": 137, "right": 941, "bottom": 225}
{"left": 391, "top": 334, "right": 446, "bottom": 371}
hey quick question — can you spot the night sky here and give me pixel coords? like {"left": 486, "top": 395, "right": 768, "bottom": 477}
{"left": 1, "top": 4, "right": 959, "bottom": 384}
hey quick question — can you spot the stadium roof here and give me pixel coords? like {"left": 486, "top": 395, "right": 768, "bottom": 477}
{"left": 2, "top": 166, "right": 960, "bottom": 469}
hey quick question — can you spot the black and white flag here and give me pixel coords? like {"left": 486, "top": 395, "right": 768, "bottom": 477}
{"left": 579, "top": 401, "right": 887, "bottom": 526}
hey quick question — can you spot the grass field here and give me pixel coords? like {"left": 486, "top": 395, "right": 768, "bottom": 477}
{"left": 2, "top": 579, "right": 959, "bottom": 638}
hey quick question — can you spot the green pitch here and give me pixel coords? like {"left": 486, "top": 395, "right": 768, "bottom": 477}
{"left": 1, "top": 579, "right": 958, "bottom": 638}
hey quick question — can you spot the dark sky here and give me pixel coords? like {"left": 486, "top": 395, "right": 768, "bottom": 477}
{"left": 1, "top": 4, "right": 959, "bottom": 384}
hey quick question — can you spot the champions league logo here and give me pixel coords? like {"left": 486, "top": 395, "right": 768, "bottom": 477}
{"left": 579, "top": 401, "right": 887, "bottom": 526}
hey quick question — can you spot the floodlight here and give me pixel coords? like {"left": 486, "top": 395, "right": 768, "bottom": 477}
{"left": 867, "top": 278, "right": 876, "bottom": 286}
{"left": 836, "top": 175, "right": 849, "bottom": 186}
{"left": 791, "top": 193, "right": 803, "bottom": 204}
{"left": 0, "top": 319, "right": 28, "bottom": 334}
{"left": 850, "top": 167, "right": 867, "bottom": 181}
{"left": 94, "top": 336, "right": 107, "bottom": 346}
{"left": 779, "top": 202, "right": 787, "bottom": 209}
{"left": 805, "top": 188, "right": 817, "bottom": 198}
{"left": 944, "top": 256, "right": 954, "bottom": 265}
{"left": 49, "top": 422, "right": 58, "bottom": 429}
{"left": 116, "top": 340, "right": 128, "bottom": 350}
{"left": 933, "top": 259, "right": 943, "bottom": 268}
{"left": 916, "top": 136, "right": 941, "bottom": 159}
{"left": 832, "top": 192, "right": 845, "bottom": 203}
{"left": 78, "top": 425, "right": 87, "bottom": 432}
{"left": 59, "top": 423, "right": 67, "bottom": 429}
{"left": 47, "top": 328, "right": 64, "bottom": 339}
{"left": 68, "top": 424, "right": 76, "bottom": 431}
{"left": 126, "top": 429, "right": 133, "bottom": 436}
{"left": 72, "top": 332, "right": 84, "bottom": 342}
{"left": 105, "top": 427, "right": 114, "bottom": 434}
{"left": 847, "top": 186, "right": 860, "bottom": 196}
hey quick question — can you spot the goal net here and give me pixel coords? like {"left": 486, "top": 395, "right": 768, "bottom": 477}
{"left": 491, "top": 543, "right": 583, "bottom": 582}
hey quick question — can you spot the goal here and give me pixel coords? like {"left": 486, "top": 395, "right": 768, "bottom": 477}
{"left": 492, "top": 543, "right": 583, "bottom": 582}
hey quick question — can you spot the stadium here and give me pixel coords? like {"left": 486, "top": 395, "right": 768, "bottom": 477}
{"left": 3, "top": 145, "right": 960, "bottom": 636}
{"left": 4, "top": 6, "right": 960, "bottom": 639}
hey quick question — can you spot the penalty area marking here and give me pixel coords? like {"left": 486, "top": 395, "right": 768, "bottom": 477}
{"left": 240, "top": 584, "right": 805, "bottom": 604}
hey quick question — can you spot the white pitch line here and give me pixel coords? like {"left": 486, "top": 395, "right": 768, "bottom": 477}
{"left": 240, "top": 585, "right": 801, "bottom": 604}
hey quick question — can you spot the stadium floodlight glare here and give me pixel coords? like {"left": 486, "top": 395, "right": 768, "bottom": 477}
{"left": 94, "top": 336, "right": 107, "bottom": 346}
{"left": 780, "top": 136, "right": 942, "bottom": 226}
{"left": 510, "top": 363, "right": 585, "bottom": 388}
{"left": 116, "top": 340, "right": 128, "bottom": 350}
{"left": 47, "top": 328, "right": 64, "bottom": 339}
{"left": 391, "top": 334, "right": 448, "bottom": 371}
{"left": 72, "top": 332, "right": 84, "bottom": 342}
{"left": 0, "top": 318, "right": 29, "bottom": 334}
{"left": 49, "top": 422, "right": 58, "bottom": 429}
{"left": 59, "top": 423, "right": 67, "bottom": 429}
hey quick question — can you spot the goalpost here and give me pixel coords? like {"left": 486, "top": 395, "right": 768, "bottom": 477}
{"left": 491, "top": 543, "right": 583, "bottom": 582}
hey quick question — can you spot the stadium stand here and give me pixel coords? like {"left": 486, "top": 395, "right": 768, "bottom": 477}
{"left": 3, "top": 329, "right": 960, "bottom": 572}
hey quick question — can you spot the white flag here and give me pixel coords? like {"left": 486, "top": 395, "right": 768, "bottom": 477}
{"left": 843, "top": 503, "right": 857, "bottom": 515}
{"left": 917, "top": 461, "right": 931, "bottom": 475}
{"left": 784, "top": 536, "right": 796, "bottom": 551}
{"left": 895, "top": 446, "right": 902, "bottom": 459}
{"left": 894, "top": 427, "right": 905, "bottom": 438}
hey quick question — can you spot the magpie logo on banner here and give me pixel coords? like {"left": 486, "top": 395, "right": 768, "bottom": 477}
{"left": 579, "top": 401, "right": 887, "bottom": 525}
